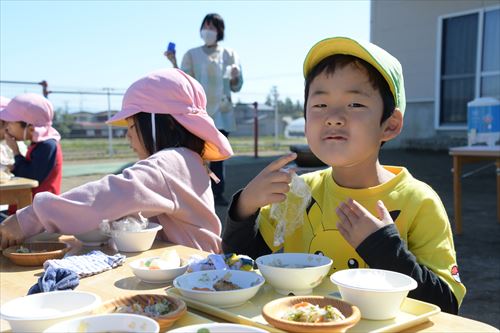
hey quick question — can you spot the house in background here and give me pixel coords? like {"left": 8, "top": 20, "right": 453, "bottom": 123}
{"left": 69, "top": 111, "right": 126, "bottom": 138}
{"left": 371, "top": 0, "right": 499, "bottom": 149}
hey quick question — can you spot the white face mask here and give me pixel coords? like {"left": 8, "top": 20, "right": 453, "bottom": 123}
{"left": 200, "top": 29, "right": 217, "bottom": 46}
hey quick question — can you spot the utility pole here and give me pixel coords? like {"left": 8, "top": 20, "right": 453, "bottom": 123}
{"left": 103, "top": 87, "right": 114, "bottom": 156}
{"left": 272, "top": 86, "right": 279, "bottom": 146}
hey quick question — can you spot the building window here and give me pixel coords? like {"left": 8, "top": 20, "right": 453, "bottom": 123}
{"left": 437, "top": 6, "right": 500, "bottom": 127}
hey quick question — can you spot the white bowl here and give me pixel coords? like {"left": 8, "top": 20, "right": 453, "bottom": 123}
{"left": 43, "top": 313, "right": 159, "bottom": 332}
{"left": 168, "top": 323, "right": 268, "bottom": 332}
{"left": 74, "top": 228, "right": 109, "bottom": 246}
{"left": 256, "top": 253, "right": 332, "bottom": 295}
{"left": 173, "top": 269, "right": 265, "bottom": 308}
{"left": 0, "top": 291, "right": 101, "bottom": 332}
{"left": 330, "top": 268, "right": 418, "bottom": 320}
{"left": 129, "top": 257, "right": 189, "bottom": 283}
{"left": 111, "top": 222, "right": 163, "bottom": 252}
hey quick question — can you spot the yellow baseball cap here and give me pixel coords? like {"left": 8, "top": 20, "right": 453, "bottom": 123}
{"left": 303, "top": 36, "right": 406, "bottom": 115}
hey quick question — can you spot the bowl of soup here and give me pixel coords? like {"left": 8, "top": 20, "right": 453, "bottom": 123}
{"left": 256, "top": 253, "right": 332, "bottom": 295}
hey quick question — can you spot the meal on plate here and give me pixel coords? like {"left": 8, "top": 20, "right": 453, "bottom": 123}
{"left": 115, "top": 297, "right": 174, "bottom": 317}
{"left": 191, "top": 275, "right": 243, "bottom": 291}
{"left": 282, "top": 301, "right": 346, "bottom": 323}
{"left": 139, "top": 257, "right": 179, "bottom": 270}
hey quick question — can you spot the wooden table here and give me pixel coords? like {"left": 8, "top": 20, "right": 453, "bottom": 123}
{"left": 449, "top": 146, "right": 500, "bottom": 234}
{"left": 0, "top": 177, "right": 38, "bottom": 210}
{"left": 1, "top": 239, "right": 498, "bottom": 332}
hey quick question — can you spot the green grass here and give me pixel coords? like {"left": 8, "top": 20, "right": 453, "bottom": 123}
{"left": 60, "top": 136, "right": 307, "bottom": 160}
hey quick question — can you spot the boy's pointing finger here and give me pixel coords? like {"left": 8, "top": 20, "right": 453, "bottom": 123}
{"left": 266, "top": 153, "right": 297, "bottom": 172}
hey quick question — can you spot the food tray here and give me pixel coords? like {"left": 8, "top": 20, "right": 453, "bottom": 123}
{"left": 167, "top": 276, "right": 440, "bottom": 332}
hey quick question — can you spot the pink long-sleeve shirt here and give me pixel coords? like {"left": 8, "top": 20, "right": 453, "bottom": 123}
{"left": 16, "top": 148, "right": 222, "bottom": 253}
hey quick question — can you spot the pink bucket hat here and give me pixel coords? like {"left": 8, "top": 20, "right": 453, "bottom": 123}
{"left": 0, "top": 96, "right": 11, "bottom": 111}
{"left": 107, "top": 68, "right": 233, "bottom": 161}
{"left": 0, "top": 93, "right": 61, "bottom": 142}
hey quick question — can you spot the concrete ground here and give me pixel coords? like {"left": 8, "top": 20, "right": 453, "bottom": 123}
{"left": 61, "top": 149, "right": 499, "bottom": 329}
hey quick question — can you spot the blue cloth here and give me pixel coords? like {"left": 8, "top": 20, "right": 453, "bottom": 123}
{"left": 43, "top": 250, "right": 126, "bottom": 277}
{"left": 27, "top": 267, "right": 79, "bottom": 295}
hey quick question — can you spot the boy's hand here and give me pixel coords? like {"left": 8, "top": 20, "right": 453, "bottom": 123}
{"left": 236, "top": 153, "right": 297, "bottom": 219}
{"left": 0, "top": 215, "right": 25, "bottom": 250}
{"left": 336, "top": 199, "right": 393, "bottom": 248}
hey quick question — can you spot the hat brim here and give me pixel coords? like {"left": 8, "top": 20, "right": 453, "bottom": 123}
{"left": 303, "top": 37, "right": 398, "bottom": 110}
{"left": 106, "top": 108, "right": 233, "bottom": 161}
{"left": 0, "top": 107, "right": 22, "bottom": 122}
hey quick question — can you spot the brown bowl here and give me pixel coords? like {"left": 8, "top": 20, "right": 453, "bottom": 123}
{"left": 94, "top": 294, "right": 186, "bottom": 331}
{"left": 3, "top": 241, "right": 70, "bottom": 266}
{"left": 262, "top": 296, "right": 360, "bottom": 333}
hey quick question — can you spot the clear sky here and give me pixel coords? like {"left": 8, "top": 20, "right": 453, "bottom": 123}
{"left": 0, "top": 0, "right": 370, "bottom": 112}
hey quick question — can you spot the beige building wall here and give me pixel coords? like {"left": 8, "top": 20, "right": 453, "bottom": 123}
{"left": 370, "top": 0, "right": 499, "bottom": 148}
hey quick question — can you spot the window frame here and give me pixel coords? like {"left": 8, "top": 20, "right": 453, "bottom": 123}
{"left": 434, "top": 5, "right": 500, "bottom": 130}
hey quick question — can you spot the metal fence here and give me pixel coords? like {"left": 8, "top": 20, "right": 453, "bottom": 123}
{"left": 0, "top": 80, "right": 306, "bottom": 159}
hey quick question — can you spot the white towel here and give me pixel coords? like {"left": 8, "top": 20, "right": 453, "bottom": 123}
{"left": 44, "top": 250, "right": 126, "bottom": 278}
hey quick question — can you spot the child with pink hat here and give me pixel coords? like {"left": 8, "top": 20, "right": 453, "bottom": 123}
{"left": 0, "top": 93, "right": 63, "bottom": 215}
{"left": 0, "top": 96, "right": 28, "bottom": 167}
{"left": 0, "top": 68, "right": 233, "bottom": 253}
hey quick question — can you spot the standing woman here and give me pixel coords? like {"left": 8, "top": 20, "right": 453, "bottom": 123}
{"left": 165, "top": 13, "right": 243, "bottom": 206}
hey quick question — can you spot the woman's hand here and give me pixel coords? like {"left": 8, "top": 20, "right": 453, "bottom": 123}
{"left": 0, "top": 214, "right": 25, "bottom": 249}
{"left": 164, "top": 50, "right": 178, "bottom": 68}
{"left": 235, "top": 153, "right": 297, "bottom": 219}
{"left": 336, "top": 199, "right": 393, "bottom": 248}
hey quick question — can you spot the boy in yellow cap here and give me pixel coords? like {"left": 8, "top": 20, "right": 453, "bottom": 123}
{"left": 222, "top": 36, "right": 465, "bottom": 314}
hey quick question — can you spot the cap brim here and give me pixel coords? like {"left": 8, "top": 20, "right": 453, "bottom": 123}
{"left": 107, "top": 107, "right": 232, "bottom": 161}
{"left": 303, "top": 37, "right": 398, "bottom": 108}
{"left": 0, "top": 108, "right": 22, "bottom": 122}
{"left": 106, "top": 108, "right": 138, "bottom": 127}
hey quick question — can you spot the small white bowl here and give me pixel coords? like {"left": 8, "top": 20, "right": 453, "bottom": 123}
{"left": 168, "top": 323, "right": 268, "bottom": 332}
{"left": 330, "top": 268, "right": 418, "bottom": 320}
{"left": 256, "top": 253, "right": 332, "bottom": 295}
{"left": 129, "top": 257, "right": 189, "bottom": 283}
{"left": 43, "top": 313, "right": 159, "bottom": 333}
{"left": 173, "top": 269, "right": 265, "bottom": 308}
{"left": 0, "top": 291, "right": 101, "bottom": 332}
{"left": 74, "top": 228, "right": 109, "bottom": 246}
{"left": 111, "top": 222, "right": 163, "bottom": 252}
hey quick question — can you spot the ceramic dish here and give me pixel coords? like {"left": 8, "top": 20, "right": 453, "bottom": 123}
{"left": 2, "top": 241, "right": 70, "bottom": 266}
{"left": 43, "top": 313, "right": 159, "bottom": 333}
{"left": 129, "top": 257, "right": 188, "bottom": 283}
{"left": 110, "top": 222, "right": 163, "bottom": 252}
{"left": 262, "top": 295, "right": 360, "bottom": 333}
{"left": 74, "top": 228, "right": 109, "bottom": 246}
{"left": 94, "top": 294, "right": 186, "bottom": 331}
{"left": 330, "top": 268, "right": 418, "bottom": 320}
{"left": 0, "top": 291, "right": 101, "bottom": 332}
{"left": 173, "top": 269, "right": 265, "bottom": 308}
{"left": 256, "top": 253, "right": 332, "bottom": 295}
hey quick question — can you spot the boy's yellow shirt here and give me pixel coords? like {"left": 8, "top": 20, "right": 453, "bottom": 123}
{"left": 258, "top": 166, "right": 466, "bottom": 306}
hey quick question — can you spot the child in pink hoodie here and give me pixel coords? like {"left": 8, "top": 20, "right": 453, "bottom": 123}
{"left": 0, "top": 68, "right": 233, "bottom": 253}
